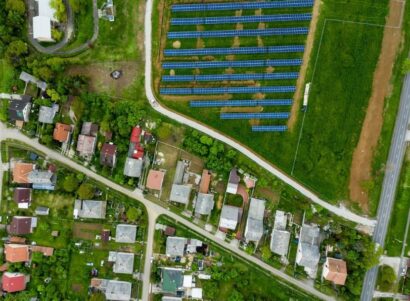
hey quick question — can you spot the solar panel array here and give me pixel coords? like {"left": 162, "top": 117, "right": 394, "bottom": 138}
{"left": 162, "top": 72, "right": 299, "bottom": 82}
{"left": 164, "top": 45, "right": 305, "bottom": 56}
{"left": 162, "top": 59, "right": 302, "bottom": 69}
{"left": 171, "top": 0, "right": 314, "bottom": 12}
{"left": 190, "top": 99, "right": 293, "bottom": 107}
{"left": 168, "top": 27, "right": 309, "bottom": 39}
{"left": 161, "top": 86, "right": 296, "bottom": 95}
{"left": 252, "top": 125, "right": 288, "bottom": 132}
{"left": 221, "top": 112, "right": 290, "bottom": 119}
{"left": 171, "top": 13, "right": 312, "bottom": 25}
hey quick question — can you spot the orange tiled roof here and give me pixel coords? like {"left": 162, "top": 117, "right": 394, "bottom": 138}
{"left": 53, "top": 123, "right": 71, "bottom": 143}
{"left": 324, "top": 258, "right": 347, "bottom": 285}
{"left": 199, "top": 170, "right": 211, "bottom": 194}
{"left": 31, "top": 246, "right": 54, "bottom": 256}
{"left": 5, "top": 244, "right": 29, "bottom": 263}
{"left": 146, "top": 170, "right": 165, "bottom": 190}
{"left": 12, "top": 163, "right": 35, "bottom": 184}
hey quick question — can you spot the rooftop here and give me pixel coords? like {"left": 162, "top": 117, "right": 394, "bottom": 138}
{"left": 91, "top": 278, "right": 132, "bottom": 301}
{"left": 2, "top": 272, "right": 26, "bottom": 293}
{"left": 108, "top": 251, "right": 134, "bottom": 274}
{"left": 115, "top": 224, "right": 137, "bottom": 243}
{"left": 162, "top": 267, "right": 183, "bottom": 293}
{"left": 8, "top": 216, "right": 34, "bottom": 235}
{"left": 53, "top": 123, "right": 71, "bottom": 142}
{"left": 195, "top": 193, "right": 214, "bottom": 215}
{"left": 270, "top": 229, "right": 290, "bottom": 256}
{"left": 170, "top": 184, "right": 192, "bottom": 204}
{"left": 74, "top": 200, "right": 107, "bottom": 219}
{"left": 166, "top": 236, "right": 187, "bottom": 257}
{"left": 199, "top": 169, "right": 211, "bottom": 193}
{"left": 13, "top": 162, "right": 35, "bottom": 184}
{"left": 100, "top": 143, "right": 117, "bottom": 168}
{"left": 323, "top": 257, "right": 347, "bottom": 285}
{"left": 123, "top": 157, "right": 143, "bottom": 178}
{"left": 5, "top": 244, "right": 30, "bottom": 263}
{"left": 38, "top": 104, "right": 58, "bottom": 124}
{"left": 146, "top": 169, "right": 165, "bottom": 190}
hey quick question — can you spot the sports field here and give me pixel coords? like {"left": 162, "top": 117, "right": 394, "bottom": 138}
{"left": 152, "top": 0, "right": 390, "bottom": 204}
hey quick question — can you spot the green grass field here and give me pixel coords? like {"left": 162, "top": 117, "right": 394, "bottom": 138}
{"left": 152, "top": 0, "right": 390, "bottom": 205}
{"left": 0, "top": 59, "right": 15, "bottom": 91}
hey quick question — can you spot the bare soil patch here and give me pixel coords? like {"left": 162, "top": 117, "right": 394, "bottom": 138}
{"left": 73, "top": 222, "right": 103, "bottom": 240}
{"left": 221, "top": 106, "right": 262, "bottom": 113}
{"left": 349, "top": 0, "right": 403, "bottom": 211}
{"left": 287, "top": 0, "right": 321, "bottom": 130}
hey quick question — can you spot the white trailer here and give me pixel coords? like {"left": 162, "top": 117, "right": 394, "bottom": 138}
{"left": 302, "top": 82, "right": 311, "bottom": 112}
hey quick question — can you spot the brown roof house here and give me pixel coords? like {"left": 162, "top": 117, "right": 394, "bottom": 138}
{"left": 53, "top": 123, "right": 72, "bottom": 143}
{"left": 226, "top": 168, "right": 240, "bottom": 194}
{"left": 4, "top": 244, "right": 30, "bottom": 263}
{"left": 13, "top": 188, "right": 32, "bottom": 209}
{"left": 199, "top": 170, "right": 211, "bottom": 194}
{"left": 77, "top": 122, "right": 98, "bottom": 159}
{"left": 100, "top": 143, "right": 117, "bottom": 168}
{"left": 322, "top": 257, "right": 348, "bottom": 285}
{"left": 12, "top": 162, "right": 35, "bottom": 184}
{"left": 146, "top": 170, "right": 165, "bottom": 191}
{"left": 7, "top": 216, "right": 37, "bottom": 235}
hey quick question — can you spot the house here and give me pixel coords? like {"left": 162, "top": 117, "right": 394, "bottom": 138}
{"left": 101, "top": 229, "right": 110, "bottom": 242}
{"left": 173, "top": 161, "right": 187, "bottom": 184}
{"left": 296, "top": 224, "right": 321, "bottom": 277}
{"left": 219, "top": 205, "right": 240, "bottom": 230}
{"left": 322, "top": 257, "right": 347, "bottom": 285}
{"left": 35, "top": 206, "right": 50, "bottom": 216}
{"left": 183, "top": 274, "right": 193, "bottom": 288}
{"left": 146, "top": 169, "right": 165, "bottom": 191}
{"left": 199, "top": 169, "right": 211, "bottom": 193}
{"left": 100, "top": 143, "right": 117, "bottom": 168}
{"left": 32, "top": 246, "right": 54, "bottom": 256}
{"left": 161, "top": 267, "right": 184, "bottom": 295}
{"left": 8, "top": 98, "right": 32, "bottom": 124}
{"left": 2, "top": 272, "right": 27, "bottom": 293}
{"left": 123, "top": 157, "right": 143, "bottom": 178}
{"left": 166, "top": 236, "right": 187, "bottom": 257}
{"left": 270, "top": 211, "right": 290, "bottom": 256}
{"left": 186, "top": 239, "right": 203, "bottom": 254}
{"left": 13, "top": 188, "right": 32, "bottom": 209}
{"left": 33, "top": 0, "right": 57, "bottom": 42}
{"left": 244, "top": 198, "right": 265, "bottom": 242}
{"left": 194, "top": 193, "right": 214, "bottom": 216}
{"left": 226, "top": 168, "right": 240, "bottom": 194}
{"left": 128, "top": 126, "right": 144, "bottom": 159}
{"left": 8, "top": 216, "right": 37, "bottom": 235}
{"left": 74, "top": 200, "right": 106, "bottom": 219}
{"left": 170, "top": 184, "right": 192, "bottom": 204}
{"left": 12, "top": 162, "right": 35, "bottom": 184}
{"left": 77, "top": 122, "right": 98, "bottom": 158}
{"left": 115, "top": 224, "right": 137, "bottom": 243}
{"left": 53, "top": 123, "right": 72, "bottom": 143}
{"left": 4, "top": 244, "right": 30, "bottom": 263}
{"left": 38, "top": 104, "right": 59, "bottom": 124}
{"left": 90, "top": 278, "right": 132, "bottom": 301}
{"left": 28, "top": 170, "right": 56, "bottom": 190}
{"left": 108, "top": 251, "right": 134, "bottom": 274}
{"left": 19, "top": 71, "right": 47, "bottom": 91}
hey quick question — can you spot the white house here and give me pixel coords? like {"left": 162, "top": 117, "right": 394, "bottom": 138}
{"left": 33, "top": 0, "right": 57, "bottom": 42}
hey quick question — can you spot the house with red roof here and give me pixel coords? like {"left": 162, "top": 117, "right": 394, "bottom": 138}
{"left": 2, "top": 272, "right": 28, "bottom": 293}
{"left": 128, "top": 126, "right": 145, "bottom": 160}
{"left": 4, "top": 244, "right": 30, "bottom": 263}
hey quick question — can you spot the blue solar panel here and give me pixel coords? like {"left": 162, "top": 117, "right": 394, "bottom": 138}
{"left": 164, "top": 45, "right": 304, "bottom": 56}
{"left": 162, "top": 72, "right": 298, "bottom": 82}
{"left": 168, "top": 27, "right": 308, "bottom": 39}
{"left": 162, "top": 59, "right": 302, "bottom": 69}
{"left": 160, "top": 86, "right": 295, "bottom": 95}
{"left": 171, "top": 13, "right": 312, "bottom": 25}
{"left": 220, "top": 112, "right": 290, "bottom": 119}
{"left": 172, "top": 1, "right": 314, "bottom": 12}
{"left": 190, "top": 99, "right": 293, "bottom": 107}
{"left": 252, "top": 125, "right": 288, "bottom": 132}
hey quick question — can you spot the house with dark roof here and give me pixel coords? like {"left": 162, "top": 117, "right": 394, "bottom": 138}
{"left": 2, "top": 272, "right": 28, "bottom": 293}
{"left": 108, "top": 251, "right": 134, "bottom": 274}
{"left": 226, "top": 168, "right": 240, "bottom": 194}
{"left": 74, "top": 200, "right": 107, "bottom": 219}
{"left": 100, "top": 143, "right": 117, "bottom": 168}
{"left": 8, "top": 216, "right": 37, "bottom": 235}
{"left": 8, "top": 98, "right": 32, "bottom": 125}
{"left": 53, "top": 123, "right": 72, "bottom": 143}
{"left": 13, "top": 188, "right": 32, "bottom": 209}
{"left": 4, "top": 244, "right": 30, "bottom": 263}
{"left": 77, "top": 122, "right": 98, "bottom": 158}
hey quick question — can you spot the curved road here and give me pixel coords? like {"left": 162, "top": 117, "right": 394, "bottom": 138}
{"left": 27, "top": 0, "right": 99, "bottom": 56}
{"left": 361, "top": 73, "right": 410, "bottom": 301}
{"left": 0, "top": 124, "right": 331, "bottom": 301}
{"left": 143, "top": 0, "right": 375, "bottom": 228}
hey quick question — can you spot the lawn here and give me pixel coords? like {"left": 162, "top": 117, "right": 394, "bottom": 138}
{"left": 152, "top": 0, "right": 390, "bottom": 205}
{"left": 0, "top": 59, "right": 15, "bottom": 91}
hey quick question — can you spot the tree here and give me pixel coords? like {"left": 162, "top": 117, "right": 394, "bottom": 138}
{"left": 402, "top": 58, "right": 410, "bottom": 75}
{"left": 5, "top": 40, "right": 27, "bottom": 65}
{"left": 228, "top": 290, "right": 244, "bottom": 301}
{"left": 6, "top": 0, "right": 25, "bottom": 14}
{"left": 63, "top": 174, "right": 79, "bottom": 192}
{"left": 157, "top": 125, "right": 171, "bottom": 140}
{"left": 50, "top": 0, "right": 67, "bottom": 22}
{"left": 378, "top": 265, "right": 396, "bottom": 291}
{"left": 77, "top": 183, "right": 95, "bottom": 199}
{"left": 126, "top": 207, "right": 142, "bottom": 222}
{"left": 46, "top": 89, "right": 61, "bottom": 102}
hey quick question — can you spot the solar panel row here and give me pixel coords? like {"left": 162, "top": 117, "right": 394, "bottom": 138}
{"left": 252, "top": 125, "right": 288, "bottom": 132}
{"left": 168, "top": 27, "right": 308, "bottom": 39}
{"left": 171, "top": 1, "right": 314, "bottom": 12}
{"left": 164, "top": 45, "right": 304, "bottom": 56}
{"left": 220, "top": 112, "right": 290, "bottom": 119}
{"left": 171, "top": 13, "right": 312, "bottom": 25}
{"left": 160, "top": 86, "right": 296, "bottom": 95}
{"left": 162, "top": 59, "right": 302, "bottom": 69}
{"left": 162, "top": 72, "right": 299, "bottom": 82}
{"left": 190, "top": 99, "right": 293, "bottom": 107}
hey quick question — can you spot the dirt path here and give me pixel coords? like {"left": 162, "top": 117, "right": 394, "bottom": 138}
{"left": 349, "top": 0, "right": 403, "bottom": 212}
{"left": 287, "top": 0, "right": 321, "bottom": 130}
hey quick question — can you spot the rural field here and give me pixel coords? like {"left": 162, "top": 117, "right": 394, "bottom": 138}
{"left": 152, "top": 0, "right": 399, "bottom": 210}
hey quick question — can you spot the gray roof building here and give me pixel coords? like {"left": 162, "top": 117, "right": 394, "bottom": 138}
{"left": 19, "top": 71, "right": 47, "bottom": 91}
{"left": 162, "top": 297, "right": 183, "bottom": 301}
{"left": 123, "top": 157, "right": 143, "bottom": 178}
{"left": 273, "top": 210, "right": 287, "bottom": 230}
{"left": 166, "top": 236, "right": 187, "bottom": 257}
{"left": 195, "top": 193, "right": 214, "bottom": 215}
{"left": 108, "top": 251, "right": 134, "bottom": 274}
{"left": 115, "top": 224, "right": 137, "bottom": 243}
{"left": 244, "top": 198, "right": 265, "bottom": 242}
{"left": 74, "top": 200, "right": 107, "bottom": 219}
{"left": 173, "top": 161, "right": 186, "bottom": 184}
{"left": 270, "top": 211, "right": 290, "bottom": 256}
{"left": 35, "top": 206, "right": 49, "bottom": 216}
{"left": 28, "top": 170, "right": 56, "bottom": 190}
{"left": 296, "top": 224, "right": 321, "bottom": 276}
{"left": 38, "top": 104, "right": 59, "bottom": 124}
{"left": 219, "top": 205, "right": 240, "bottom": 230}
{"left": 92, "top": 279, "right": 132, "bottom": 301}
{"left": 170, "top": 184, "right": 192, "bottom": 204}
{"left": 81, "top": 122, "right": 98, "bottom": 136}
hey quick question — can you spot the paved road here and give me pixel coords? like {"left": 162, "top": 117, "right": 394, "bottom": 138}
{"left": 361, "top": 73, "right": 410, "bottom": 301}
{"left": 0, "top": 124, "right": 332, "bottom": 301}
{"left": 143, "top": 0, "right": 375, "bottom": 228}
{"left": 27, "top": 0, "right": 99, "bottom": 56}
